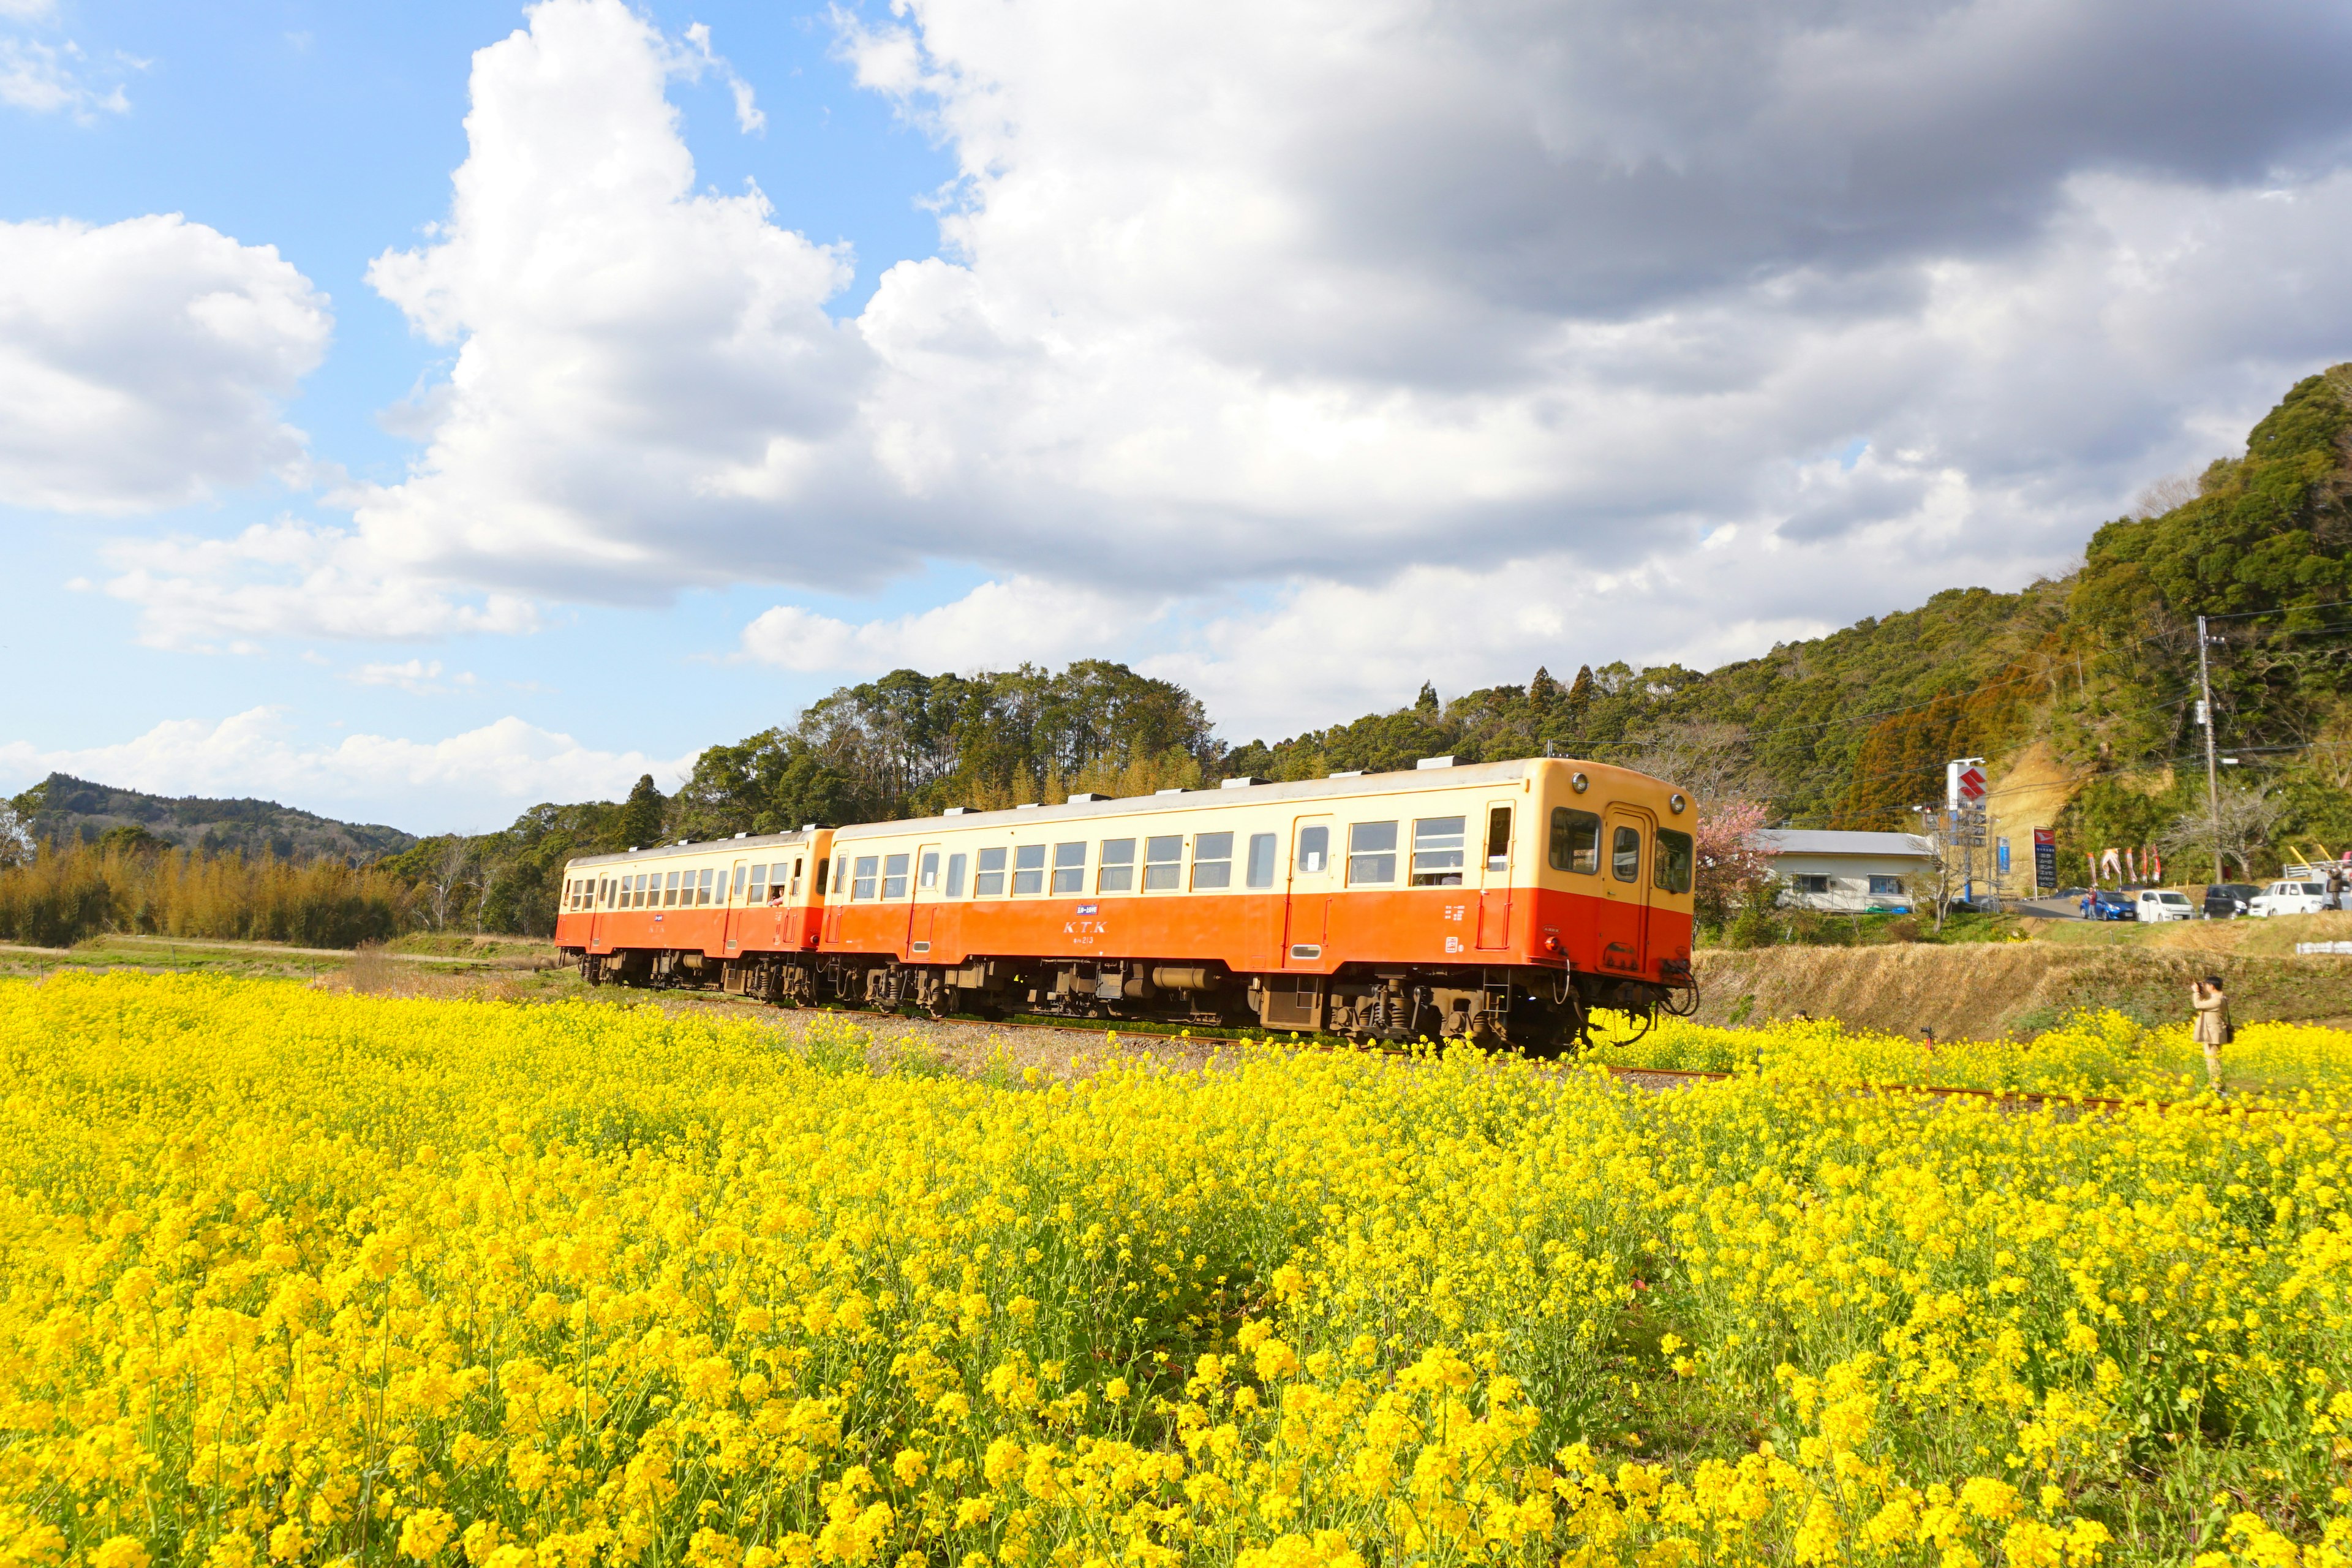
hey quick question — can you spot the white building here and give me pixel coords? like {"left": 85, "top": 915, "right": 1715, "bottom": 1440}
{"left": 1757, "top": 829, "right": 1939, "bottom": 913}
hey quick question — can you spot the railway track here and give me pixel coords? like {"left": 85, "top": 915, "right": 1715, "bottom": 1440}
{"left": 716, "top": 996, "right": 2201, "bottom": 1115}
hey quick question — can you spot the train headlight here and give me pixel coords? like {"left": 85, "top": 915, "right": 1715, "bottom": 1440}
{"left": 1571, "top": 772, "right": 1589, "bottom": 793}
{"left": 1668, "top": 793, "right": 1687, "bottom": 814}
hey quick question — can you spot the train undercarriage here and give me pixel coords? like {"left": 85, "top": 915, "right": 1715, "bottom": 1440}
{"left": 567, "top": 948, "right": 1696, "bottom": 1057}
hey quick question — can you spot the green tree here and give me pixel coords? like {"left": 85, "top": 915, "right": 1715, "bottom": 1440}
{"left": 618, "top": 775, "right": 666, "bottom": 850}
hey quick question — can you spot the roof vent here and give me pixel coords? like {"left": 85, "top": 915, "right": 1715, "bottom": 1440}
{"left": 734, "top": 831, "right": 748, "bottom": 838}
{"left": 677, "top": 839, "right": 691, "bottom": 846}
{"left": 1016, "top": 802, "right": 1040, "bottom": 810}
{"left": 1219, "top": 776, "right": 1265, "bottom": 790}
{"left": 1415, "top": 755, "right": 1457, "bottom": 770}
{"left": 1068, "top": 792, "right": 1102, "bottom": 804}
{"left": 944, "top": 807, "right": 969, "bottom": 816}
{"left": 1329, "top": 770, "right": 1364, "bottom": 778}
{"left": 626, "top": 846, "right": 638, "bottom": 853}
{"left": 801, "top": 823, "right": 817, "bottom": 831}
{"left": 1155, "top": 788, "right": 1186, "bottom": 796}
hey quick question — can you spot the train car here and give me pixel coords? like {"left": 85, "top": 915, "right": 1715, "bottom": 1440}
{"left": 552, "top": 829, "right": 834, "bottom": 1000}
{"left": 816, "top": 756, "right": 1695, "bottom": 1054}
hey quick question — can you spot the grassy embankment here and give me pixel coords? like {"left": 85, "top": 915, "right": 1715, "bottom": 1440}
{"left": 1692, "top": 909, "right": 2352, "bottom": 1040}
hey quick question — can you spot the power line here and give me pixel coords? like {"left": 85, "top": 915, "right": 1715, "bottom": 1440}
{"left": 2201, "top": 599, "right": 2352, "bottom": 624}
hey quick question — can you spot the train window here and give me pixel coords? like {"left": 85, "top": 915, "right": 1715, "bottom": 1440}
{"left": 976, "top": 846, "right": 1007, "bottom": 897}
{"left": 1411, "top": 816, "right": 1465, "bottom": 886}
{"left": 790, "top": 858, "right": 805, "bottom": 897}
{"left": 919, "top": 851, "right": 940, "bottom": 892}
{"left": 1486, "top": 807, "right": 1512, "bottom": 872}
{"left": 1014, "top": 844, "right": 1047, "bottom": 895}
{"left": 664, "top": 871, "right": 682, "bottom": 907}
{"left": 733, "top": 865, "right": 747, "bottom": 900}
{"left": 883, "top": 853, "right": 911, "bottom": 899}
{"left": 1297, "top": 825, "right": 1329, "bottom": 874}
{"left": 851, "top": 855, "right": 880, "bottom": 900}
{"left": 1246, "top": 832, "right": 1278, "bottom": 889}
{"left": 1550, "top": 809, "right": 1600, "bottom": 874}
{"left": 1098, "top": 838, "right": 1136, "bottom": 892}
{"left": 1655, "top": 829, "right": 1693, "bottom": 894}
{"left": 1052, "top": 842, "right": 1087, "bottom": 894}
{"left": 1144, "top": 835, "right": 1182, "bottom": 891}
{"left": 946, "top": 853, "right": 967, "bottom": 897}
{"left": 699, "top": 867, "right": 717, "bottom": 905}
{"left": 1348, "top": 821, "right": 1398, "bottom": 885}
{"left": 748, "top": 864, "right": 767, "bottom": 904}
{"left": 1612, "top": 826, "right": 1641, "bottom": 882}
{"left": 1193, "top": 832, "right": 1234, "bottom": 890}
{"left": 815, "top": 859, "right": 829, "bottom": 895}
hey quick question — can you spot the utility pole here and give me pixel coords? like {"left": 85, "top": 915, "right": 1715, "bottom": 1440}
{"left": 2198, "top": 614, "right": 2223, "bottom": 882}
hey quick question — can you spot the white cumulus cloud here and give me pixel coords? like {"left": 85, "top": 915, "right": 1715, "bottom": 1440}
{"left": 67, "top": 0, "right": 2352, "bottom": 732}
{"left": 0, "top": 215, "right": 328, "bottom": 513}
{"left": 741, "top": 576, "right": 1150, "bottom": 673}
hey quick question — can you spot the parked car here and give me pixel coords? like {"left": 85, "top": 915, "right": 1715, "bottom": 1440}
{"left": 2203, "top": 883, "right": 2259, "bottom": 919}
{"left": 2083, "top": 889, "right": 2137, "bottom": 921}
{"left": 2250, "top": 880, "right": 2332, "bottom": 917}
{"left": 2135, "top": 889, "right": 2198, "bottom": 922}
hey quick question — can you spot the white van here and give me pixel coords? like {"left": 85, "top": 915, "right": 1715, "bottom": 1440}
{"left": 2134, "top": 889, "right": 2198, "bottom": 922}
{"left": 2251, "top": 880, "right": 2331, "bottom": 917}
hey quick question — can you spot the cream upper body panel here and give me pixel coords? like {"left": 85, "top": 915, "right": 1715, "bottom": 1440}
{"left": 821, "top": 758, "right": 1686, "bottom": 903}
{"left": 560, "top": 830, "right": 827, "bottom": 910}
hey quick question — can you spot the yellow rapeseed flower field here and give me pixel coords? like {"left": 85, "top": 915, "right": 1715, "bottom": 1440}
{"left": 2, "top": 974, "right": 2350, "bottom": 1568}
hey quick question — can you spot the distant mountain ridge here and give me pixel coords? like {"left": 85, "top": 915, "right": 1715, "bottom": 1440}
{"left": 10, "top": 774, "right": 417, "bottom": 864}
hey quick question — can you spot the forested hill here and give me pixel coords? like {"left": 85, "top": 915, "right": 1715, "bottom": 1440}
{"left": 9, "top": 774, "right": 417, "bottom": 862}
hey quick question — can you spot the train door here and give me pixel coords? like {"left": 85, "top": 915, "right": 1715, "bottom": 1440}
{"left": 721, "top": 858, "right": 750, "bottom": 952}
{"left": 1283, "top": 814, "right": 1335, "bottom": 965}
{"left": 908, "top": 843, "right": 941, "bottom": 957}
{"left": 588, "top": 874, "right": 608, "bottom": 950}
{"left": 1596, "top": 804, "right": 1655, "bottom": 978}
{"left": 1476, "top": 801, "right": 1514, "bottom": 949}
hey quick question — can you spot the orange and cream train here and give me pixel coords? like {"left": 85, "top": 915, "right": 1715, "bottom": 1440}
{"left": 552, "top": 756, "right": 1697, "bottom": 1055}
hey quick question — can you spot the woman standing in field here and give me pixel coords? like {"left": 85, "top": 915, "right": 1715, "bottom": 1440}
{"left": 2192, "top": 974, "right": 2233, "bottom": 1093}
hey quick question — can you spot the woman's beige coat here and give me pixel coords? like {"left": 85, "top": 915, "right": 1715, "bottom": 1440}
{"left": 2193, "top": 986, "right": 2232, "bottom": 1046}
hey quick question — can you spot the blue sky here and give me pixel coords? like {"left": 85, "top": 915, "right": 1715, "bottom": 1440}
{"left": 6, "top": 0, "right": 2352, "bottom": 831}
{"left": 6, "top": 0, "right": 965, "bottom": 824}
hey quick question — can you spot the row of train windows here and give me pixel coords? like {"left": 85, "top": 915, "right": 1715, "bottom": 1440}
{"left": 842, "top": 812, "right": 1514, "bottom": 902}
{"left": 562, "top": 855, "right": 815, "bottom": 911}
{"left": 847, "top": 832, "right": 1276, "bottom": 901}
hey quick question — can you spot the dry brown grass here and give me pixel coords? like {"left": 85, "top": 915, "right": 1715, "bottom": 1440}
{"left": 1692, "top": 939, "right": 2352, "bottom": 1039}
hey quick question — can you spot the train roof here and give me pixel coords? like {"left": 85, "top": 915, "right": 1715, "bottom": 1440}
{"left": 832, "top": 755, "right": 1676, "bottom": 842}
{"left": 564, "top": 827, "right": 815, "bottom": 872}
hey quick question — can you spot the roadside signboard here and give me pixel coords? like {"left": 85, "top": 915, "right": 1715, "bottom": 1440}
{"left": 2034, "top": 827, "right": 2057, "bottom": 891}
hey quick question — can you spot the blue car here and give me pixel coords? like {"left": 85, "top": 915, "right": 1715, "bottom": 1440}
{"left": 2079, "top": 889, "right": 2138, "bottom": 921}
